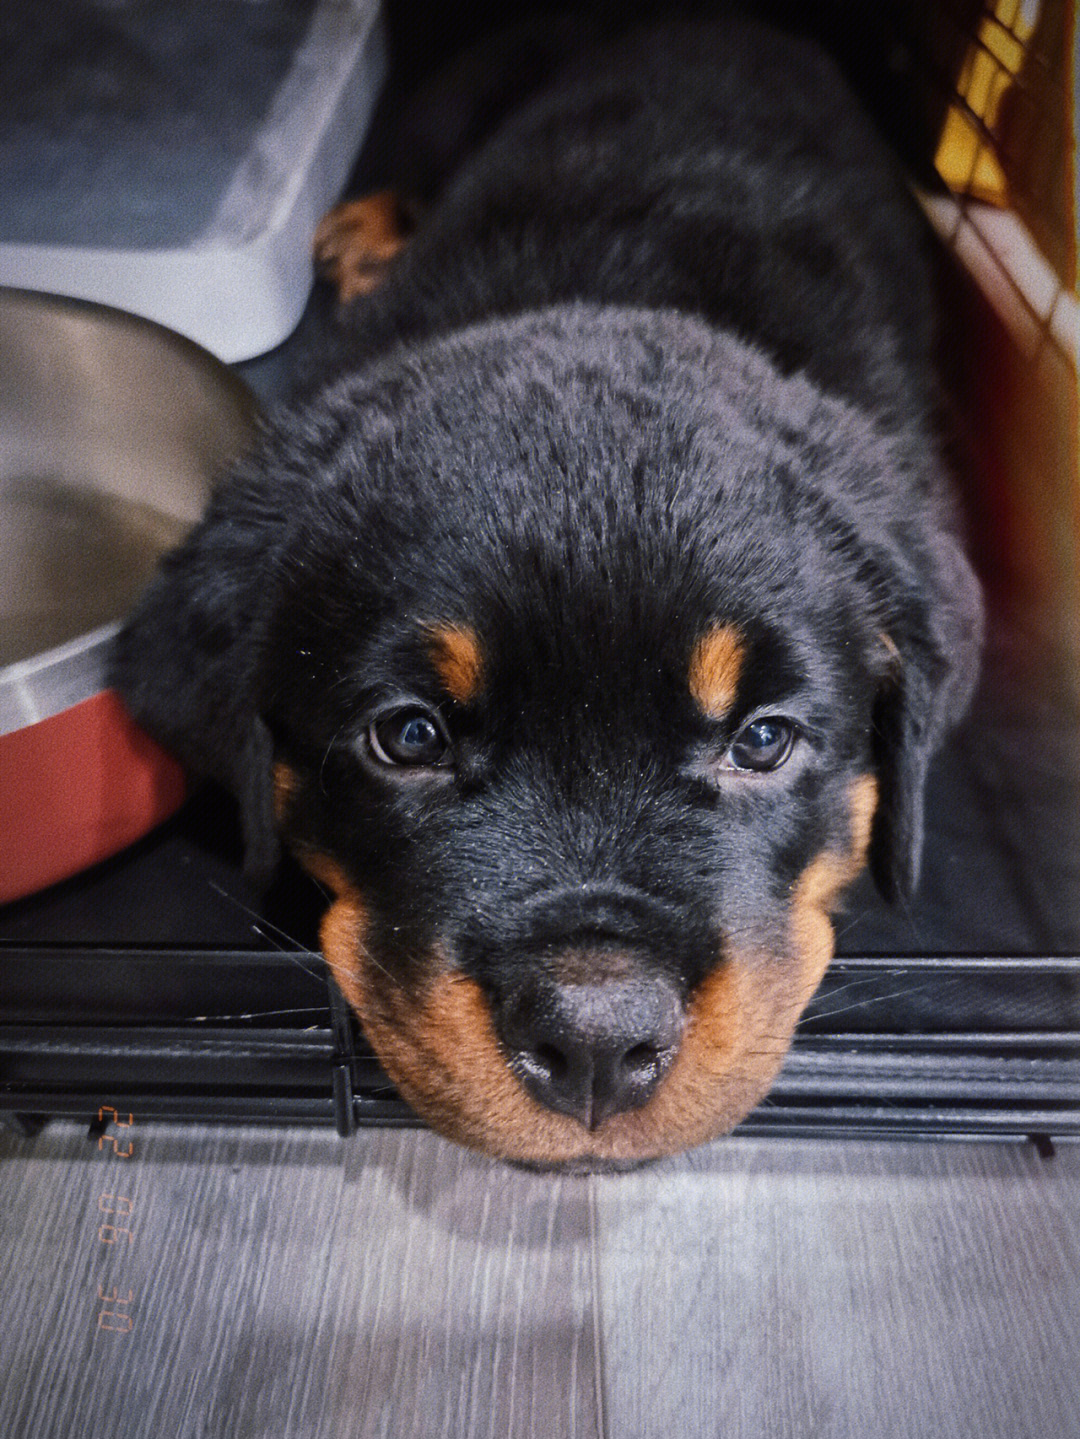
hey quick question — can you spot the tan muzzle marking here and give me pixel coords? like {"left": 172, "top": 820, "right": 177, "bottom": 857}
{"left": 308, "top": 774, "right": 878, "bottom": 1165}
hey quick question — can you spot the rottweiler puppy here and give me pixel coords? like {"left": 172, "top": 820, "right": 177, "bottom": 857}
{"left": 114, "top": 18, "right": 982, "bottom": 1169}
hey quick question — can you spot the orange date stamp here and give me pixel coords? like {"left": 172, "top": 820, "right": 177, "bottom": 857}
{"left": 92, "top": 1106, "right": 137, "bottom": 1335}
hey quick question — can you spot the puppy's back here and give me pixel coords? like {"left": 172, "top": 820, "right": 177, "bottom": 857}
{"left": 343, "top": 19, "right": 934, "bottom": 423}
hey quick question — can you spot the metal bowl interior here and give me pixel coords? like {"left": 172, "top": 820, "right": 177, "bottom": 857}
{"left": 1, "top": 286, "right": 258, "bottom": 731}
{"left": 0, "top": 287, "right": 259, "bottom": 900}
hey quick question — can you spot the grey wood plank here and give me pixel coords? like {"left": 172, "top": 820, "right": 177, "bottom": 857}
{"left": 0, "top": 1123, "right": 601, "bottom": 1439}
{"left": 591, "top": 1137, "right": 1080, "bottom": 1439}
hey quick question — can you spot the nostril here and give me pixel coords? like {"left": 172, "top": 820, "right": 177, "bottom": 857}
{"left": 622, "top": 1042, "right": 662, "bottom": 1078}
{"left": 533, "top": 1041, "right": 568, "bottom": 1082}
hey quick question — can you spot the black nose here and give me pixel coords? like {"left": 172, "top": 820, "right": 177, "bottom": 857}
{"left": 498, "top": 977, "right": 684, "bottom": 1129}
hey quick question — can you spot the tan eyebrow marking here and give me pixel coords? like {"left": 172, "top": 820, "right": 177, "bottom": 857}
{"left": 426, "top": 623, "right": 485, "bottom": 704}
{"left": 688, "top": 625, "right": 745, "bottom": 719}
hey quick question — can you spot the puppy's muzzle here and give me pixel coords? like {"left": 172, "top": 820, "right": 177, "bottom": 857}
{"left": 495, "top": 970, "right": 685, "bottom": 1129}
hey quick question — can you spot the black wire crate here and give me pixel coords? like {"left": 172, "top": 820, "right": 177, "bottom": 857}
{"left": 2, "top": 944, "right": 1077, "bottom": 1144}
{"left": 1, "top": 0, "right": 1077, "bottom": 1158}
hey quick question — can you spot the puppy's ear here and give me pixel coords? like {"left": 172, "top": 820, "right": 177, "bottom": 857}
{"left": 869, "top": 528, "right": 983, "bottom": 903}
{"left": 110, "top": 454, "right": 290, "bottom": 880}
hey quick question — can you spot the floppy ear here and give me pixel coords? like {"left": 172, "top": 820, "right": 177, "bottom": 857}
{"left": 110, "top": 453, "right": 291, "bottom": 880}
{"left": 868, "top": 526, "right": 983, "bottom": 903}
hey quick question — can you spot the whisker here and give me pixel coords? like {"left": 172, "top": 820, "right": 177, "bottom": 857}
{"left": 305, "top": 872, "right": 333, "bottom": 903}
{"left": 208, "top": 876, "right": 402, "bottom": 990}
{"left": 810, "top": 969, "right": 909, "bottom": 1002}
{"left": 318, "top": 721, "right": 351, "bottom": 795}
{"left": 799, "top": 981, "right": 931, "bottom": 1022}
{"left": 831, "top": 912, "right": 871, "bottom": 942}
{"left": 249, "top": 907, "right": 323, "bottom": 955}
{"left": 203, "top": 879, "right": 326, "bottom": 981}
{"left": 185, "top": 1005, "right": 330, "bottom": 1024}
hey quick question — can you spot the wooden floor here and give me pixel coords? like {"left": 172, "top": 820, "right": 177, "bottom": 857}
{"left": 2, "top": 1124, "right": 1078, "bottom": 1439}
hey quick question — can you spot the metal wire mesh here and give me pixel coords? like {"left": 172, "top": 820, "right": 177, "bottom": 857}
{"left": 899, "top": 0, "right": 1076, "bottom": 366}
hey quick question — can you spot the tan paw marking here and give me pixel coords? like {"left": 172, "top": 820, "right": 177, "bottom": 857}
{"left": 313, "top": 191, "right": 411, "bottom": 301}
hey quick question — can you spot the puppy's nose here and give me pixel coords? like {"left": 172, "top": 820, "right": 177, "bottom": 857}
{"left": 498, "top": 977, "right": 684, "bottom": 1129}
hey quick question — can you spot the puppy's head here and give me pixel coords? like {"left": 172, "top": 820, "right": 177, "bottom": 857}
{"left": 115, "top": 308, "right": 982, "bottom": 1167}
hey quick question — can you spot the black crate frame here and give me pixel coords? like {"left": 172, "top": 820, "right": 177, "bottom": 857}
{"left": 2, "top": 944, "right": 1078, "bottom": 1144}
{"left": 2, "top": 3, "right": 1078, "bottom": 1150}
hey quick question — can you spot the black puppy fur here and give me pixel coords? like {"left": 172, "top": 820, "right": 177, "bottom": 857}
{"left": 114, "top": 19, "right": 982, "bottom": 1165}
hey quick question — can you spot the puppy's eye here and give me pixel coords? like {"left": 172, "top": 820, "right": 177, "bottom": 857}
{"left": 369, "top": 707, "right": 450, "bottom": 767}
{"left": 724, "top": 717, "right": 796, "bottom": 773}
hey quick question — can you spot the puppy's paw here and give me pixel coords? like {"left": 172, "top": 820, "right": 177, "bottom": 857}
{"left": 313, "top": 191, "right": 412, "bottom": 301}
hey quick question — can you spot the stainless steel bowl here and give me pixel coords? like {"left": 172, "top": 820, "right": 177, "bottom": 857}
{"left": 0, "top": 288, "right": 259, "bottom": 902}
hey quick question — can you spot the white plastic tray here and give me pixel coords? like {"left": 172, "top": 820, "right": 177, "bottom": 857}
{"left": 0, "top": 1, "right": 385, "bottom": 362}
